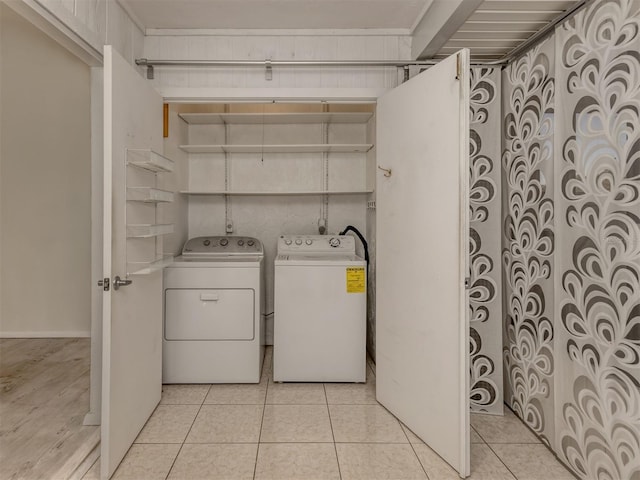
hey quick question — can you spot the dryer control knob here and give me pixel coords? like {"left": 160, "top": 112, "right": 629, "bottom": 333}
{"left": 295, "top": 239, "right": 303, "bottom": 245}
{"left": 219, "top": 238, "right": 229, "bottom": 246}
{"left": 306, "top": 239, "right": 313, "bottom": 245}
{"left": 203, "top": 239, "right": 211, "bottom": 246}
{"left": 329, "top": 237, "right": 341, "bottom": 248}
{"left": 247, "top": 240, "right": 255, "bottom": 246}
{"left": 238, "top": 240, "right": 245, "bottom": 246}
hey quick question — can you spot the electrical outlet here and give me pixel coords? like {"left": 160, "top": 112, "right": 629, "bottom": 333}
{"left": 367, "top": 201, "right": 376, "bottom": 210}
{"left": 318, "top": 218, "right": 327, "bottom": 234}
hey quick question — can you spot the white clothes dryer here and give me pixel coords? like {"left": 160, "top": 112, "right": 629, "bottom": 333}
{"left": 274, "top": 234, "right": 366, "bottom": 382}
{"left": 163, "top": 236, "right": 264, "bottom": 383}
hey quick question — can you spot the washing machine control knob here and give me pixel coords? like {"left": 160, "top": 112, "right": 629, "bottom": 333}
{"left": 306, "top": 239, "right": 313, "bottom": 245}
{"left": 203, "top": 239, "right": 211, "bottom": 246}
{"left": 295, "top": 239, "right": 303, "bottom": 245}
{"left": 247, "top": 240, "right": 255, "bottom": 246}
{"left": 284, "top": 239, "right": 292, "bottom": 245}
{"left": 219, "top": 238, "right": 229, "bottom": 246}
{"left": 238, "top": 239, "right": 245, "bottom": 246}
{"left": 329, "top": 237, "right": 341, "bottom": 248}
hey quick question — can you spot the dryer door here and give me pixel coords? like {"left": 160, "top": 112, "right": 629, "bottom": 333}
{"left": 165, "top": 289, "right": 255, "bottom": 340}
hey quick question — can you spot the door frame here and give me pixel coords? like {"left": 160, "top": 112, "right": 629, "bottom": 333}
{"left": 0, "top": 0, "right": 105, "bottom": 426}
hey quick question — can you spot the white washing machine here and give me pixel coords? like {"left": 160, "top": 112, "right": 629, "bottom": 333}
{"left": 274, "top": 234, "right": 366, "bottom": 382}
{"left": 163, "top": 236, "right": 264, "bottom": 383}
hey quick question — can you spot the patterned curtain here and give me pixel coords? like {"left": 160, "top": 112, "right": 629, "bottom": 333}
{"left": 554, "top": 1, "right": 640, "bottom": 478}
{"left": 469, "top": 68, "right": 503, "bottom": 414}
{"left": 502, "top": 0, "right": 640, "bottom": 478}
{"left": 502, "top": 38, "right": 556, "bottom": 445}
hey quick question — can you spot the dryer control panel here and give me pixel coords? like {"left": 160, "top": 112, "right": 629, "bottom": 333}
{"left": 277, "top": 235, "right": 356, "bottom": 255}
{"left": 182, "top": 236, "right": 263, "bottom": 256}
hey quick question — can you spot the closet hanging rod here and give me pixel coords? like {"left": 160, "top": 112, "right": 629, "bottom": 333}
{"left": 135, "top": 59, "right": 439, "bottom": 68}
{"left": 135, "top": 58, "right": 443, "bottom": 80}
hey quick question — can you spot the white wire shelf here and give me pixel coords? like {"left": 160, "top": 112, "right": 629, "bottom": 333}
{"left": 179, "top": 190, "right": 373, "bottom": 196}
{"left": 126, "top": 224, "right": 174, "bottom": 238}
{"left": 127, "top": 187, "right": 174, "bottom": 203}
{"left": 127, "top": 255, "right": 174, "bottom": 275}
{"left": 178, "top": 112, "right": 373, "bottom": 125}
{"left": 127, "top": 149, "right": 175, "bottom": 173}
{"left": 178, "top": 144, "right": 372, "bottom": 154}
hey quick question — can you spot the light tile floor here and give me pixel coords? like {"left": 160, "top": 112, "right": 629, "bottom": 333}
{"left": 83, "top": 348, "right": 575, "bottom": 480}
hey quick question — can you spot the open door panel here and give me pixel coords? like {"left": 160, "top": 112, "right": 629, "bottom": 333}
{"left": 101, "top": 46, "right": 164, "bottom": 479}
{"left": 375, "top": 50, "right": 470, "bottom": 477}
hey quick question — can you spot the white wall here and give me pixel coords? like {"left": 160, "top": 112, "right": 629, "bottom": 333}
{"left": 179, "top": 105, "right": 370, "bottom": 343}
{"left": 143, "top": 32, "right": 409, "bottom": 343}
{"left": 161, "top": 104, "right": 189, "bottom": 256}
{"left": 144, "top": 33, "right": 411, "bottom": 93}
{"left": 0, "top": 3, "right": 92, "bottom": 336}
{"left": 5, "top": 0, "right": 144, "bottom": 68}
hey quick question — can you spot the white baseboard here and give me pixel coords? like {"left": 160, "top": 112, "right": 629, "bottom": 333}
{"left": 0, "top": 330, "right": 91, "bottom": 338}
{"left": 83, "top": 411, "right": 101, "bottom": 426}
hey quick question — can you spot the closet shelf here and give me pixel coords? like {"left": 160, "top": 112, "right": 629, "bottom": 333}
{"left": 127, "top": 187, "right": 174, "bottom": 203}
{"left": 178, "top": 112, "right": 373, "bottom": 125}
{"left": 127, "top": 149, "right": 175, "bottom": 173}
{"left": 178, "top": 144, "right": 372, "bottom": 154}
{"left": 127, "top": 255, "right": 174, "bottom": 276}
{"left": 179, "top": 190, "right": 373, "bottom": 196}
{"left": 126, "top": 224, "right": 174, "bottom": 238}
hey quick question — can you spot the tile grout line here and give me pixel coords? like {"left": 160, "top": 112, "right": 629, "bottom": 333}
{"left": 323, "top": 383, "right": 343, "bottom": 480}
{"left": 498, "top": 405, "right": 580, "bottom": 479}
{"left": 163, "top": 383, "right": 212, "bottom": 480}
{"left": 253, "top": 355, "right": 271, "bottom": 480}
{"left": 401, "top": 423, "right": 430, "bottom": 480}
{"left": 482, "top": 441, "right": 519, "bottom": 480}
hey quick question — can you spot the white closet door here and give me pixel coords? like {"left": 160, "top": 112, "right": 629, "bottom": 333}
{"left": 101, "top": 46, "right": 164, "bottom": 479}
{"left": 376, "top": 50, "right": 470, "bottom": 477}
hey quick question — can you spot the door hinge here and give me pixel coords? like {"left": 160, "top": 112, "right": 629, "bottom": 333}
{"left": 456, "top": 53, "right": 462, "bottom": 81}
{"left": 464, "top": 276, "right": 471, "bottom": 290}
{"left": 98, "top": 277, "right": 110, "bottom": 291}
{"left": 265, "top": 59, "right": 273, "bottom": 81}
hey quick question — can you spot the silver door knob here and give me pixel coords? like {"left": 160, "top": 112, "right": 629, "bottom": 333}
{"left": 113, "top": 276, "right": 133, "bottom": 290}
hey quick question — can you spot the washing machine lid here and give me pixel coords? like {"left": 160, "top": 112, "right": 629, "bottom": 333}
{"left": 171, "top": 255, "right": 263, "bottom": 267}
{"left": 182, "top": 236, "right": 263, "bottom": 256}
{"left": 275, "top": 253, "right": 365, "bottom": 266}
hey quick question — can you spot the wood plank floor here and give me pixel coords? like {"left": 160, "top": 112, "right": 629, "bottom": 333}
{"left": 0, "top": 338, "right": 98, "bottom": 480}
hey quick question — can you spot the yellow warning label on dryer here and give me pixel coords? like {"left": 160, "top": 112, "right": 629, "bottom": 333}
{"left": 346, "top": 267, "right": 366, "bottom": 293}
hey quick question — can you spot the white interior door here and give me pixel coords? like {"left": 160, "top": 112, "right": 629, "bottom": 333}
{"left": 101, "top": 46, "right": 164, "bottom": 479}
{"left": 376, "top": 50, "right": 470, "bottom": 476}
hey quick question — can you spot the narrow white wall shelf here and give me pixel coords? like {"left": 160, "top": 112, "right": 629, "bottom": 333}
{"left": 179, "top": 190, "right": 373, "bottom": 196}
{"left": 127, "top": 149, "right": 175, "bottom": 173}
{"left": 178, "top": 112, "right": 373, "bottom": 125}
{"left": 127, "top": 255, "right": 174, "bottom": 276}
{"left": 127, "top": 187, "right": 174, "bottom": 203}
{"left": 179, "top": 144, "right": 372, "bottom": 154}
{"left": 126, "top": 224, "right": 174, "bottom": 238}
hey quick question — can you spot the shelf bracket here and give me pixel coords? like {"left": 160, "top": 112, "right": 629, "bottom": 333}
{"left": 265, "top": 60, "right": 273, "bottom": 81}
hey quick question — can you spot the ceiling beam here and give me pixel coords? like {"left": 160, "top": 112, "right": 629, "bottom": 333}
{"left": 411, "top": 0, "right": 485, "bottom": 60}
